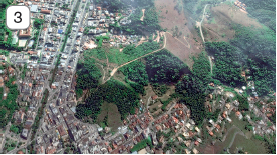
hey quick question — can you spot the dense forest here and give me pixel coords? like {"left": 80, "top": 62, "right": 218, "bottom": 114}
{"left": 175, "top": 52, "right": 211, "bottom": 125}
{"left": 145, "top": 49, "right": 190, "bottom": 84}
{"left": 119, "top": 60, "right": 149, "bottom": 86}
{"left": 205, "top": 24, "right": 276, "bottom": 96}
{"left": 75, "top": 58, "right": 102, "bottom": 90}
{"left": 75, "top": 79, "right": 139, "bottom": 121}
{"left": 205, "top": 42, "right": 245, "bottom": 87}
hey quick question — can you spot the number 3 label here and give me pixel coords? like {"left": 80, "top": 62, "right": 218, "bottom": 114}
{"left": 14, "top": 12, "right": 22, "bottom": 23}
{"left": 6, "top": 6, "right": 30, "bottom": 30}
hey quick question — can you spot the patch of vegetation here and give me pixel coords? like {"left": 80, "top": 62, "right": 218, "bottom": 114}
{"left": 10, "top": 124, "right": 24, "bottom": 134}
{"left": 205, "top": 42, "right": 245, "bottom": 87}
{"left": 75, "top": 58, "right": 102, "bottom": 90}
{"left": 130, "top": 138, "right": 153, "bottom": 152}
{"left": 241, "top": 0, "right": 276, "bottom": 32}
{"left": 0, "top": 73, "right": 19, "bottom": 128}
{"left": 119, "top": 60, "right": 149, "bottom": 86}
{"left": 76, "top": 79, "right": 139, "bottom": 121}
{"left": 106, "top": 42, "right": 161, "bottom": 65}
{"left": 232, "top": 25, "right": 275, "bottom": 96}
{"left": 152, "top": 83, "right": 168, "bottom": 97}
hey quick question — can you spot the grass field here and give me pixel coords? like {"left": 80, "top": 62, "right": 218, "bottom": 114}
{"left": 96, "top": 102, "right": 123, "bottom": 131}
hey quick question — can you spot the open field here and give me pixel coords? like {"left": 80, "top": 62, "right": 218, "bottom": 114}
{"left": 229, "top": 135, "right": 267, "bottom": 154}
{"left": 96, "top": 102, "right": 122, "bottom": 131}
{"left": 200, "top": 127, "right": 240, "bottom": 153}
{"left": 159, "top": 85, "right": 175, "bottom": 101}
{"left": 155, "top": 0, "right": 202, "bottom": 68}
{"left": 141, "top": 85, "right": 156, "bottom": 107}
{"left": 202, "top": 3, "right": 262, "bottom": 42}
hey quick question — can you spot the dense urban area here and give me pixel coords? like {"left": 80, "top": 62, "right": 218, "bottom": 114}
{"left": 0, "top": 0, "right": 276, "bottom": 154}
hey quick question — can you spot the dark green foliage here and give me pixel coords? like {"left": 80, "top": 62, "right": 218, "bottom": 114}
{"left": 175, "top": 52, "right": 211, "bottom": 125}
{"left": 92, "top": 79, "right": 139, "bottom": 119}
{"left": 76, "top": 79, "right": 139, "bottom": 121}
{"left": 33, "top": 18, "right": 44, "bottom": 29}
{"left": 0, "top": 87, "right": 3, "bottom": 99}
{"left": 95, "top": 36, "right": 110, "bottom": 47}
{"left": 119, "top": 60, "right": 149, "bottom": 86}
{"left": 152, "top": 83, "right": 169, "bottom": 97}
{"left": 205, "top": 42, "right": 245, "bottom": 87}
{"left": 75, "top": 103, "right": 97, "bottom": 120}
{"left": 235, "top": 94, "right": 249, "bottom": 111}
{"left": 85, "top": 48, "right": 107, "bottom": 60}
{"left": 0, "top": 74, "right": 19, "bottom": 128}
{"left": 31, "top": 90, "right": 49, "bottom": 140}
{"left": 206, "top": 109, "right": 220, "bottom": 122}
{"left": 127, "top": 80, "right": 146, "bottom": 95}
{"left": 0, "top": 50, "right": 9, "bottom": 56}
{"left": 10, "top": 124, "right": 24, "bottom": 134}
{"left": 145, "top": 49, "right": 190, "bottom": 83}
{"left": 76, "top": 59, "right": 102, "bottom": 90}
{"left": 61, "top": 0, "right": 81, "bottom": 52}
{"left": 75, "top": 88, "right": 83, "bottom": 99}
{"left": 161, "top": 97, "right": 174, "bottom": 111}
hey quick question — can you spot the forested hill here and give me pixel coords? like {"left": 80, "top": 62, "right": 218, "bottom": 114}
{"left": 241, "top": 0, "right": 276, "bottom": 32}
{"left": 205, "top": 24, "right": 276, "bottom": 96}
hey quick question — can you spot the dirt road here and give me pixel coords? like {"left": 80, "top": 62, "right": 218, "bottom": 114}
{"left": 198, "top": 4, "right": 209, "bottom": 43}
{"left": 165, "top": 32, "right": 190, "bottom": 48}
{"left": 140, "top": 9, "right": 145, "bottom": 21}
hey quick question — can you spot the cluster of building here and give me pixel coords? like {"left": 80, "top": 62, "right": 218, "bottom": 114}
{"left": 82, "top": 4, "right": 141, "bottom": 50}
{"left": 205, "top": 85, "right": 275, "bottom": 141}
{"left": 35, "top": 102, "right": 98, "bottom": 154}
{"left": 234, "top": 0, "right": 247, "bottom": 13}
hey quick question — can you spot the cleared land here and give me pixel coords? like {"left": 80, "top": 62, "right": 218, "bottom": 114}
{"left": 96, "top": 102, "right": 123, "bottom": 131}
{"left": 229, "top": 135, "right": 267, "bottom": 154}
{"left": 202, "top": 3, "right": 262, "bottom": 42}
{"left": 155, "top": 0, "right": 202, "bottom": 68}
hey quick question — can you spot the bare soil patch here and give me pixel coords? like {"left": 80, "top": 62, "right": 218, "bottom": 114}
{"left": 155, "top": 0, "right": 202, "bottom": 67}
{"left": 165, "top": 33, "right": 200, "bottom": 68}
{"left": 141, "top": 84, "right": 157, "bottom": 106}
